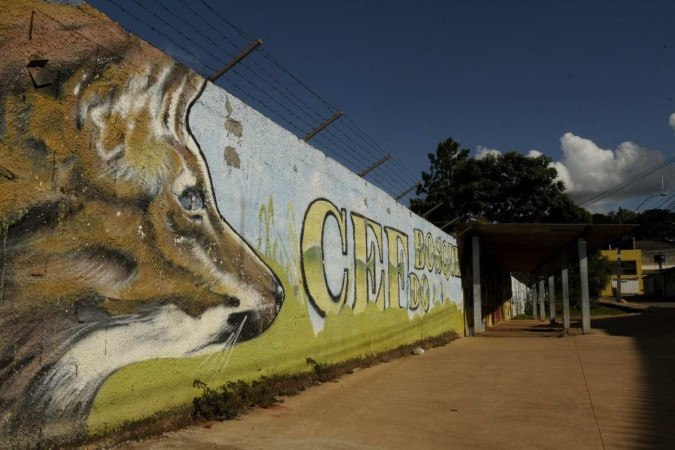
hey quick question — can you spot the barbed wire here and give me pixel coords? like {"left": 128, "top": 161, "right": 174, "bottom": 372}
{"left": 83, "top": 0, "right": 429, "bottom": 201}
{"left": 188, "top": 0, "right": 423, "bottom": 195}
{"left": 42, "top": 1, "right": 675, "bottom": 214}
{"left": 163, "top": 0, "right": 335, "bottom": 133}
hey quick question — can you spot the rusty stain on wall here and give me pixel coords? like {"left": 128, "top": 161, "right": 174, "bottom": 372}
{"left": 223, "top": 146, "right": 241, "bottom": 168}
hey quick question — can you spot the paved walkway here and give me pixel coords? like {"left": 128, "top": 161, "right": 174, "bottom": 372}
{"left": 130, "top": 308, "right": 675, "bottom": 449}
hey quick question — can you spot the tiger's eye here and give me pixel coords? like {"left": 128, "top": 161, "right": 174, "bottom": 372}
{"left": 178, "top": 188, "right": 204, "bottom": 211}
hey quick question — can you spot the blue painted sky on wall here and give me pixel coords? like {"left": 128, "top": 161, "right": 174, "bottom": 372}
{"left": 87, "top": 0, "right": 674, "bottom": 211}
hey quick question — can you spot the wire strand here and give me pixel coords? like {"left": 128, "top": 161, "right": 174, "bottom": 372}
{"left": 104, "top": 0, "right": 424, "bottom": 197}
{"left": 579, "top": 157, "right": 674, "bottom": 206}
{"left": 105, "top": 0, "right": 216, "bottom": 73}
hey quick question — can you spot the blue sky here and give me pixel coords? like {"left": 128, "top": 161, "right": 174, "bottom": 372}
{"left": 87, "top": 0, "right": 674, "bottom": 210}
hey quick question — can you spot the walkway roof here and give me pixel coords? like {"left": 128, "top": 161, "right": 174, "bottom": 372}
{"left": 455, "top": 223, "right": 637, "bottom": 284}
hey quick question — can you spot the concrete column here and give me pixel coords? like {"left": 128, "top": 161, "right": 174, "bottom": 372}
{"left": 561, "top": 253, "right": 570, "bottom": 330}
{"left": 472, "top": 236, "right": 483, "bottom": 334}
{"left": 578, "top": 238, "right": 591, "bottom": 334}
{"left": 548, "top": 274, "right": 556, "bottom": 324}
{"left": 531, "top": 283, "right": 538, "bottom": 320}
{"left": 538, "top": 277, "right": 546, "bottom": 322}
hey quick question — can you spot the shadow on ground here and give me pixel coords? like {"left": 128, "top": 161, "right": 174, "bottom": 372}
{"left": 623, "top": 294, "right": 675, "bottom": 303}
{"left": 591, "top": 307, "right": 675, "bottom": 449}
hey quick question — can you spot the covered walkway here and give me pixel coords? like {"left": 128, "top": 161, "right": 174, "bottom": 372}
{"left": 456, "top": 223, "right": 636, "bottom": 335}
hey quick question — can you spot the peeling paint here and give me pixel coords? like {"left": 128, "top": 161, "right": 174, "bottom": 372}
{"left": 223, "top": 146, "right": 241, "bottom": 168}
{"left": 224, "top": 118, "right": 243, "bottom": 137}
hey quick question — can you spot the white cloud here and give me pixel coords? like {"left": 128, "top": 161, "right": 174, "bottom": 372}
{"left": 551, "top": 132, "right": 665, "bottom": 203}
{"left": 477, "top": 134, "right": 666, "bottom": 209}
{"left": 475, "top": 146, "right": 502, "bottom": 159}
{"left": 669, "top": 112, "right": 675, "bottom": 130}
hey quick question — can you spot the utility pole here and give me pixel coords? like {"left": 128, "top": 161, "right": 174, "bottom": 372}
{"left": 616, "top": 248, "right": 622, "bottom": 301}
{"left": 655, "top": 253, "right": 666, "bottom": 297}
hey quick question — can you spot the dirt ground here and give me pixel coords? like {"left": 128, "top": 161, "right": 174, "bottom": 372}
{"left": 125, "top": 306, "right": 675, "bottom": 449}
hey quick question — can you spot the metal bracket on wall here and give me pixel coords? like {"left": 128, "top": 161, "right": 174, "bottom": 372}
{"left": 440, "top": 216, "right": 460, "bottom": 230}
{"left": 303, "top": 111, "right": 343, "bottom": 142}
{"left": 27, "top": 59, "right": 55, "bottom": 88}
{"left": 29, "top": 10, "right": 35, "bottom": 39}
{"left": 422, "top": 201, "right": 444, "bottom": 218}
{"left": 208, "top": 39, "right": 263, "bottom": 82}
{"left": 395, "top": 182, "right": 419, "bottom": 200}
{"left": 358, "top": 154, "right": 391, "bottom": 177}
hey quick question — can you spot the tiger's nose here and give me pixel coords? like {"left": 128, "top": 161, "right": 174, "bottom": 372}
{"left": 273, "top": 281, "right": 284, "bottom": 313}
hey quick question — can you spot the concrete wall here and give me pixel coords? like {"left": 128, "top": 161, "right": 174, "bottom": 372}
{"left": 644, "top": 268, "right": 675, "bottom": 298}
{"left": 510, "top": 277, "right": 529, "bottom": 316}
{"left": 0, "top": 1, "right": 463, "bottom": 446}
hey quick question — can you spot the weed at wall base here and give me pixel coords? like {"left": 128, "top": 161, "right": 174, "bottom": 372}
{"left": 192, "top": 331, "right": 458, "bottom": 421}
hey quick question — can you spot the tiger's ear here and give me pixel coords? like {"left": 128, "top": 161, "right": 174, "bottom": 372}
{"left": 73, "top": 65, "right": 203, "bottom": 202}
{"left": 159, "top": 69, "right": 205, "bottom": 145}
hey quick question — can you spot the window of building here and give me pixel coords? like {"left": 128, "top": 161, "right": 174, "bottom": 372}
{"left": 620, "top": 261, "right": 637, "bottom": 275}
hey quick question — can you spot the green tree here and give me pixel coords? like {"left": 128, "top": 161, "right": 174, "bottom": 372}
{"left": 635, "top": 208, "right": 675, "bottom": 244}
{"left": 410, "top": 137, "right": 590, "bottom": 224}
{"left": 592, "top": 207, "right": 674, "bottom": 245}
{"left": 411, "top": 137, "right": 611, "bottom": 303}
{"left": 565, "top": 253, "right": 615, "bottom": 305}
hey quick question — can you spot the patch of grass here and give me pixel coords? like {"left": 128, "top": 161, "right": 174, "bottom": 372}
{"left": 562, "top": 305, "right": 629, "bottom": 320}
{"left": 512, "top": 313, "right": 531, "bottom": 320}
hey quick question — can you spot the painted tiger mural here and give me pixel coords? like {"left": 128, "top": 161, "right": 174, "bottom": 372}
{"left": 0, "top": 1, "right": 283, "bottom": 445}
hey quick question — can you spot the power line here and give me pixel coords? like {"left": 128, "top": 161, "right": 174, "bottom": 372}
{"left": 321, "top": 128, "right": 413, "bottom": 185}
{"left": 337, "top": 116, "right": 425, "bottom": 187}
{"left": 153, "top": 0, "right": 235, "bottom": 60}
{"left": 653, "top": 192, "right": 675, "bottom": 210}
{"left": 621, "top": 166, "right": 673, "bottom": 211}
{"left": 579, "top": 157, "right": 675, "bottom": 207}
{"left": 34, "top": 8, "right": 227, "bottom": 125}
{"left": 177, "top": 0, "right": 242, "bottom": 52}
{"left": 52, "top": 0, "right": 423, "bottom": 198}
{"left": 130, "top": 0, "right": 316, "bottom": 136}
{"left": 314, "top": 138, "right": 403, "bottom": 194}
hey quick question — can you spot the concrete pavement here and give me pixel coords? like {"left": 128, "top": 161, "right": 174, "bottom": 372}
{"left": 128, "top": 308, "right": 675, "bottom": 449}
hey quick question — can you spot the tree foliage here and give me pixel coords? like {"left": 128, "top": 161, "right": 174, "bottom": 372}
{"left": 592, "top": 207, "right": 675, "bottom": 244}
{"left": 566, "top": 253, "right": 615, "bottom": 305}
{"left": 409, "top": 137, "right": 590, "bottom": 224}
